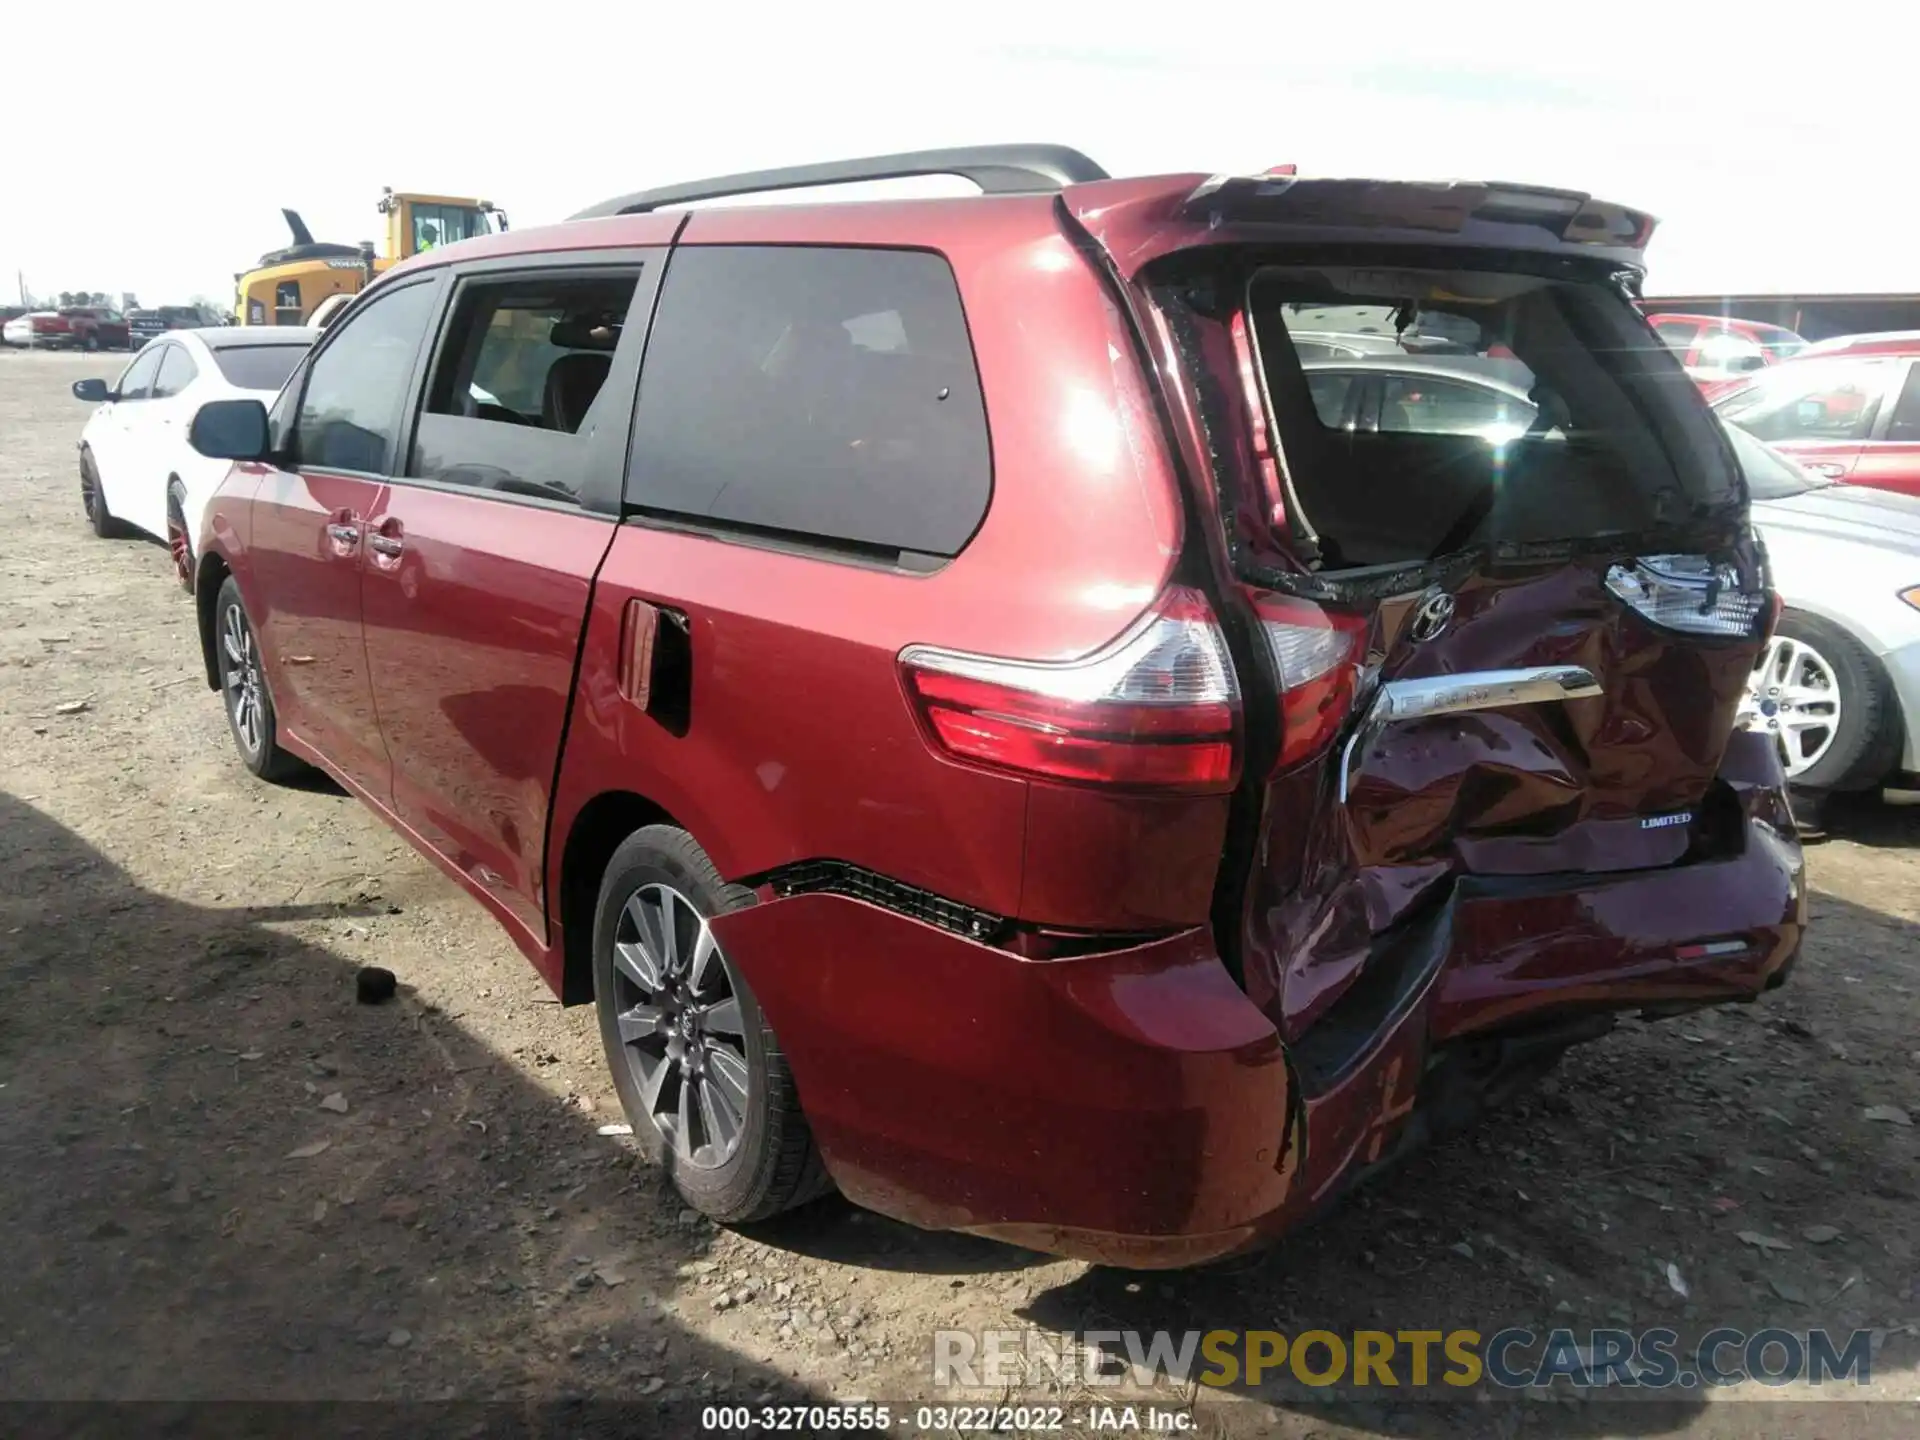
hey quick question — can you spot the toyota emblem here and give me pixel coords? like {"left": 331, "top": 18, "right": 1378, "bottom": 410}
{"left": 1408, "top": 592, "right": 1456, "bottom": 644}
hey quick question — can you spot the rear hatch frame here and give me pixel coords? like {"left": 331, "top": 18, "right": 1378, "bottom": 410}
{"left": 1059, "top": 172, "right": 1777, "bottom": 1047}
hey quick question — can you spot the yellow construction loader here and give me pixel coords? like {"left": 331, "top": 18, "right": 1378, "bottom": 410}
{"left": 233, "top": 188, "right": 507, "bottom": 326}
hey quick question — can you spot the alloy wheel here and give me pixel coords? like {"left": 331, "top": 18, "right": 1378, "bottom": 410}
{"left": 609, "top": 882, "right": 751, "bottom": 1169}
{"left": 220, "top": 603, "right": 265, "bottom": 758}
{"left": 1738, "top": 634, "right": 1842, "bottom": 779}
{"left": 80, "top": 470, "right": 97, "bottom": 524}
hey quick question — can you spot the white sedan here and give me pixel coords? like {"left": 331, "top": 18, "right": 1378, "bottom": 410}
{"left": 1729, "top": 423, "right": 1920, "bottom": 796}
{"left": 71, "top": 328, "right": 316, "bottom": 586}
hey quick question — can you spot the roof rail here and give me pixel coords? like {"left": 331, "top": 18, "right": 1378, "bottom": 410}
{"left": 569, "top": 144, "right": 1108, "bottom": 220}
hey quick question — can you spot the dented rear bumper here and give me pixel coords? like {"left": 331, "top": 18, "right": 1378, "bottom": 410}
{"left": 712, "top": 814, "right": 1803, "bottom": 1268}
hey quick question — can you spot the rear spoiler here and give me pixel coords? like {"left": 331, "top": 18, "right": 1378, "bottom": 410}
{"left": 1069, "top": 173, "right": 1658, "bottom": 276}
{"left": 1180, "top": 174, "right": 1656, "bottom": 256}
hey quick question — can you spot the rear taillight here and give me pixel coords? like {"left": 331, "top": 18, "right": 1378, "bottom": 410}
{"left": 1605, "top": 555, "right": 1766, "bottom": 638}
{"left": 899, "top": 587, "right": 1241, "bottom": 794}
{"left": 1251, "top": 593, "right": 1367, "bottom": 770}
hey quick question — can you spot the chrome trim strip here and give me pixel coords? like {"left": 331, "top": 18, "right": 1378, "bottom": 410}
{"left": 1338, "top": 666, "right": 1603, "bottom": 803}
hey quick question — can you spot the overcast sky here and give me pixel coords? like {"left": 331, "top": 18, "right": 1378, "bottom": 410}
{"left": 4, "top": 2, "right": 1910, "bottom": 307}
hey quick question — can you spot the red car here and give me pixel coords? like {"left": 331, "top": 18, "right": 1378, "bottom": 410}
{"left": 1799, "top": 330, "right": 1920, "bottom": 360}
{"left": 2, "top": 306, "right": 132, "bottom": 351}
{"left": 180, "top": 146, "right": 1804, "bottom": 1267}
{"left": 1714, "top": 347, "right": 1920, "bottom": 497}
{"left": 1645, "top": 312, "right": 1806, "bottom": 399}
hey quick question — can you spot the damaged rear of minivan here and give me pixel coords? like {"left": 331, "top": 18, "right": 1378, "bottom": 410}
{"left": 1064, "top": 172, "right": 1807, "bottom": 1238}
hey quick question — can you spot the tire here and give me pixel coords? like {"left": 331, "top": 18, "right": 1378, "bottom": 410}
{"left": 212, "top": 576, "right": 305, "bottom": 782}
{"left": 591, "top": 825, "right": 829, "bottom": 1224}
{"left": 79, "top": 448, "right": 125, "bottom": 538}
{"left": 166, "top": 480, "right": 195, "bottom": 592}
{"left": 1742, "top": 609, "right": 1900, "bottom": 794}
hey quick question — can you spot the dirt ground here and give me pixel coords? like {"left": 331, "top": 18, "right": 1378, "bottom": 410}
{"left": 3, "top": 348, "right": 1919, "bottom": 1436}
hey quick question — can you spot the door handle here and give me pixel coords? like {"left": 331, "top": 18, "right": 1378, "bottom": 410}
{"left": 1338, "top": 665, "right": 1603, "bottom": 803}
{"left": 326, "top": 522, "right": 361, "bottom": 546}
{"left": 367, "top": 518, "right": 404, "bottom": 560}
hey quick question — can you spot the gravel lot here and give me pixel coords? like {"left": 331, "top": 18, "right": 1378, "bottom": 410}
{"left": 3, "top": 348, "right": 1918, "bottom": 1435}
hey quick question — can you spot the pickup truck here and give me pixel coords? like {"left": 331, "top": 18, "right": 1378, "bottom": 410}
{"left": 2, "top": 308, "right": 132, "bottom": 351}
{"left": 127, "top": 305, "right": 224, "bottom": 348}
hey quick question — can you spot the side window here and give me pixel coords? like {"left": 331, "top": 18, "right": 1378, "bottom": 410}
{"left": 151, "top": 344, "right": 199, "bottom": 399}
{"left": 294, "top": 280, "right": 438, "bottom": 474}
{"left": 1696, "top": 328, "right": 1768, "bottom": 376}
{"left": 1652, "top": 321, "right": 1697, "bottom": 355}
{"left": 274, "top": 280, "right": 302, "bottom": 326}
{"left": 628, "top": 246, "right": 991, "bottom": 558}
{"left": 1306, "top": 371, "right": 1357, "bottom": 427}
{"left": 1718, "top": 360, "right": 1890, "bottom": 445}
{"left": 1887, "top": 365, "right": 1920, "bottom": 444}
{"left": 1377, "top": 374, "right": 1532, "bottom": 439}
{"left": 408, "top": 270, "right": 643, "bottom": 504}
{"left": 114, "top": 345, "right": 166, "bottom": 401}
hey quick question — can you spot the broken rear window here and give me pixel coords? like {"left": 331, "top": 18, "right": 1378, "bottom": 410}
{"left": 1243, "top": 265, "right": 1736, "bottom": 573}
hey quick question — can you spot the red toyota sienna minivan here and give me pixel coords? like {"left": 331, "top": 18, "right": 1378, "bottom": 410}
{"left": 180, "top": 146, "right": 1805, "bottom": 1267}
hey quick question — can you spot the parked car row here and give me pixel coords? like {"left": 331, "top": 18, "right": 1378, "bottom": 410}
{"left": 4, "top": 306, "right": 130, "bottom": 351}
{"left": 1714, "top": 347, "right": 1920, "bottom": 494}
{"left": 1643, "top": 311, "right": 1807, "bottom": 396}
{"left": 1285, "top": 349, "right": 1920, "bottom": 800}
{"left": 71, "top": 328, "right": 316, "bottom": 585}
{"left": 4, "top": 303, "right": 227, "bottom": 350}
{"left": 1304, "top": 316, "right": 1920, "bottom": 805}
{"left": 69, "top": 148, "right": 1810, "bottom": 1269}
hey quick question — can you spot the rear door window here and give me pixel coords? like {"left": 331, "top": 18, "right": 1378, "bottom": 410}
{"left": 151, "top": 344, "right": 199, "bottom": 398}
{"left": 1885, "top": 363, "right": 1920, "bottom": 444}
{"left": 408, "top": 269, "right": 645, "bottom": 504}
{"left": 1375, "top": 372, "right": 1532, "bottom": 439}
{"left": 294, "top": 278, "right": 438, "bottom": 474}
{"left": 1305, "top": 370, "right": 1359, "bottom": 427}
{"left": 1716, "top": 358, "right": 1892, "bottom": 444}
{"left": 114, "top": 345, "right": 165, "bottom": 401}
{"left": 626, "top": 245, "right": 991, "bottom": 559}
{"left": 1695, "top": 328, "right": 1769, "bottom": 376}
{"left": 1651, "top": 319, "right": 1699, "bottom": 355}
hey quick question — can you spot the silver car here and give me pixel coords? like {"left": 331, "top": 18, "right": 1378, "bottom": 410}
{"left": 1299, "top": 357, "right": 1920, "bottom": 795}
{"left": 1731, "top": 425, "right": 1920, "bottom": 793}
